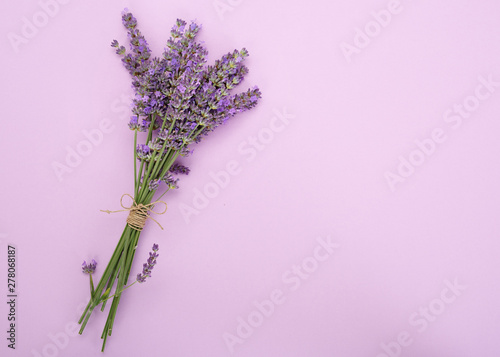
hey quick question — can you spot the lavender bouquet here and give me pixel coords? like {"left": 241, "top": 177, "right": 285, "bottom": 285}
{"left": 78, "top": 10, "right": 261, "bottom": 351}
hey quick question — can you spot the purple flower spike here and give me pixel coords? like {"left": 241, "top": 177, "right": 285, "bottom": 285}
{"left": 136, "top": 244, "right": 159, "bottom": 283}
{"left": 162, "top": 174, "right": 179, "bottom": 189}
{"left": 169, "top": 163, "right": 190, "bottom": 175}
{"left": 82, "top": 259, "right": 97, "bottom": 274}
{"left": 136, "top": 144, "right": 151, "bottom": 161}
{"left": 148, "top": 179, "right": 160, "bottom": 191}
{"left": 128, "top": 115, "right": 140, "bottom": 130}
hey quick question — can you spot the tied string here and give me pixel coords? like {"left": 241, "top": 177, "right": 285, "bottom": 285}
{"left": 101, "top": 194, "right": 167, "bottom": 231}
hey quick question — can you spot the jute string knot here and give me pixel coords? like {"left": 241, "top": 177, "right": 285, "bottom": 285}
{"left": 101, "top": 194, "right": 167, "bottom": 231}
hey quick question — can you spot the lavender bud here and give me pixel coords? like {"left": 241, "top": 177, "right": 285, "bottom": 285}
{"left": 82, "top": 259, "right": 97, "bottom": 274}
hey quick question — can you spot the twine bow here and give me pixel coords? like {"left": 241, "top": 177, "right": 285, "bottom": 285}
{"left": 101, "top": 194, "right": 167, "bottom": 231}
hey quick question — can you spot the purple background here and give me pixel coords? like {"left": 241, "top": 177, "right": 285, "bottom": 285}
{"left": 1, "top": 0, "right": 500, "bottom": 356}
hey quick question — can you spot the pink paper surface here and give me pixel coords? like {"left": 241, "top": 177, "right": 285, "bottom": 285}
{"left": 1, "top": 0, "right": 500, "bottom": 356}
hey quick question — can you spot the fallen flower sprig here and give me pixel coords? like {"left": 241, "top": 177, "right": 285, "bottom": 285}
{"left": 82, "top": 260, "right": 97, "bottom": 298}
{"left": 77, "top": 9, "right": 261, "bottom": 352}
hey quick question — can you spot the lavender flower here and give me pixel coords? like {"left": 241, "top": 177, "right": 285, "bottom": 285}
{"left": 148, "top": 139, "right": 162, "bottom": 151}
{"left": 112, "top": 9, "right": 152, "bottom": 79}
{"left": 148, "top": 179, "right": 160, "bottom": 191}
{"left": 136, "top": 244, "right": 159, "bottom": 283}
{"left": 169, "top": 163, "right": 190, "bottom": 175}
{"left": 128, "top": 115, "right": 140, "bottom": 130}
{"left": 162, "top": 174, "right": 179, "bottom": 189}
{"left": 136, "top": 144, "right": 151, "bottom": 161}
{"left": 82, "top": 259, "right": 97, "bottom": 274}
{"left": 116, "top": 46, "right": 126, "bottom": 55}
{"left": 114, "top": 12, "right": 260, "bottom": 149}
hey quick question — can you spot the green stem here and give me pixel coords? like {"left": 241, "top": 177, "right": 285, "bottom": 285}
{"left": 89, "top": 274, "right": 95, "bottom": 300}
{"left": 80, "top": 113, "right": 188, "bottom": 351}
{"left": 136, "top": 116, "right": 176, "bottom": 202}
{"left": 102, "top": 227, "right": 131, "bottom": 330}
{"left": 149, "top": 118, "right": 177, "bottom": 179}
{"left": 100, "top": 262, "right": 119, "bottom": 312}
{"left": 123, "top": 229, "right": 140, "bottom": 283}
{"left": 99, "top": 227, "right": 142, "bottom": 352}
{"left": 133, "top": 129, "right": 138, "bottom": 197}
{"left": 135, "top": 117, "right": 157, "bottom": 197}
